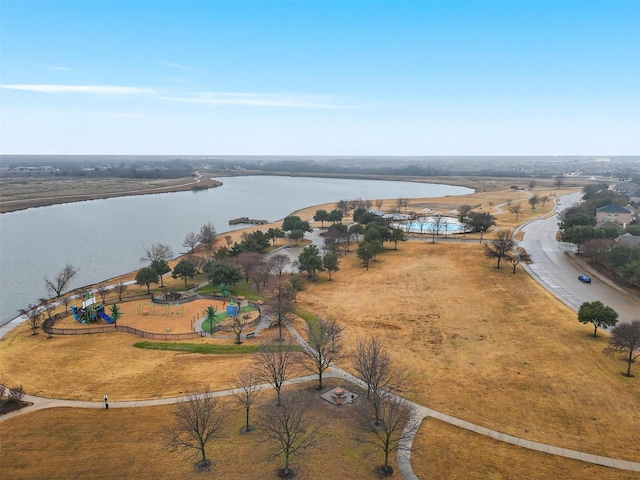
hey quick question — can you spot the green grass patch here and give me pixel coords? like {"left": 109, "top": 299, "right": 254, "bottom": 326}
{"left": 133, "top": 341, "right": 302, "bottom": 354}
{"left": 196, "top": 284, "right": 216, "bottom": 294}
{"left": 230, "top": 282, "right": 264, "bottom": 301}
{"left": 200, "top": 306, "right": 258, "bottom": 332}
{"left": 296, "top": 308, "right": 319, "bottom": 328}
{"left": 195, "top": 282, "right": 264, "bottom": 302}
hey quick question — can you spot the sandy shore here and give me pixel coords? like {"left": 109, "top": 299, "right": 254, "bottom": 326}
{"left": 0, "top": 173, "right": 222, "bottom": 213}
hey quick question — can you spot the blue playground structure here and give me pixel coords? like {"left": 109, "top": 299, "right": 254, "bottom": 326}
{"left": 226, "top": 301, "right": 239, "bottom": 317}
{"left": 99, "top": 310, "right": 115, "bottom": 324}
{"left": 71, "top": 294, "right": 114, "bottom": 324}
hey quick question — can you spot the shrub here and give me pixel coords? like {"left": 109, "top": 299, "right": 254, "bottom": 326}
{"left": 8, "top": 385, "right": 26, "bottom": 403}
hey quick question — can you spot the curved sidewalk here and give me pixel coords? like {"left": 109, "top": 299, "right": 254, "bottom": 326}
{"left": 2, "top": 228, "right": 639, "bottom": 476}
{"left": 2, "top": 361, "right": 640, "bottom": 475}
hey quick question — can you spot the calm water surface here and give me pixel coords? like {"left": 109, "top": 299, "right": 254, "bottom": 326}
{"left": 0, "top": 176, "right": 472, "bottom": 323}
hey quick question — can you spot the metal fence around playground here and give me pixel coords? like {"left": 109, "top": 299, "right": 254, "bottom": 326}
{"left": 44, "top": 323, "right": 206, "bottom": 340}
{"left": 42, "top": 295, "right": 262, "bottom": 339}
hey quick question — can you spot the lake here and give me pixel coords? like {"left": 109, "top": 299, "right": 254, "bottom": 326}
{"left": 0, "top": 175, "right": 472, "bottom": 323}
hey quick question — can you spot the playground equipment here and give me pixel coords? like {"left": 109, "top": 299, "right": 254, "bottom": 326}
{"left": 226, "top": 301, "right": 239, "bottom": 317}
{"left": 71, "top": 294, "right": 113, "bottom": 324}
{"left": 136, "top": 303, "right": 184, "bottom": 317}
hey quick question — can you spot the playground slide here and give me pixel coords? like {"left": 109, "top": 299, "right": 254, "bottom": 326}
{"left": 99, "top": 311, "right": 115, "bottom": 324}
{"left": 70, "top": 306, "right": 81, "bottom": 322}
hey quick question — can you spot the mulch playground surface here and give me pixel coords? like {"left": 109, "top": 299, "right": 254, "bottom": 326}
{"left": 57, "top": 299, "right": 252, "bottom": 334}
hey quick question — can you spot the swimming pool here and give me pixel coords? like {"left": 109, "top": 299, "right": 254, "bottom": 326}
{"left": 392, "top": 217, "right": 468, "bottom": 234}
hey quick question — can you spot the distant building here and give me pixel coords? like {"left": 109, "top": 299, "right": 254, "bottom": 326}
{"left": 613, "top": 182, "right": 639, "bottom": 194}
{"left": 595, "top": 204, "right": 633, "bottom": 227}
{"left": 616, "top": 233, "right": 640, "bottom": 248}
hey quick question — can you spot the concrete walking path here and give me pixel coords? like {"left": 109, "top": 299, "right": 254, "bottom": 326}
{"left": 2, "top": 326, "right": 640, "bottom": 475}
{"left": 2, "top": 215, "right": 639, "bottom": 475}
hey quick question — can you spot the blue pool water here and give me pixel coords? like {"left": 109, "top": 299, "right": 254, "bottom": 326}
{"left": 394, "top": 218, "right": 467, "bottom": 234}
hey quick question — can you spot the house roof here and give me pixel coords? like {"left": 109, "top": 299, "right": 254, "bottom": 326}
{"left": 596, "top": 204, "right": 633, "bottom": 214}
{"left": 614, "top": 181, "right": 639, "bottom": 191}
{"left": 616, "top": 233, "right": 640, "bottom": 246}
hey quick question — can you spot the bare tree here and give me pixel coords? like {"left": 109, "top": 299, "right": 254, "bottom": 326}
{"left": 141, "top": 243, "right": 173, "bottom": 264}
{"left": 430, "top": 214, "right": 444, "bottom": 243}
{"left": 508, "top": 247, "right": 532, "bottom": 274}
{"left": 38, "top": 297, "right": 55, "bottom": 321}
{"left": 375, "top": 199, "right": 384, "bottom": 210}
{"left": 335, "top": 199, "right": 349, "bottom": 217}
{"left": 302, "top": 318, "right": 344, "bottom": 389}
{"left": 38, "top": 297, "right": 56, "bottom": 338}
{"left": 267, "top": 281, "right": 296, "bottom": 341}
{"left": 259, "top": 392, "right": 318, "bottom": 478}
{"left": 458, "top": 204, "right": 473, "bottom": 223}
{"left": 44, "top": 264, "right": 78, "bottom": 297}
{"left": 60, "top": 295, "right": 72, "bottom": 314}
{"left": 114, "top": 282, "right": 128, "bottom": 301}
{"left": 505, "top": 198, "right": 513, "bottom": 208}
{"left": 358, "top": 393, "right": 419, "bottom": 476}
{"left": 354, "top": 337, "right": 402, "bottom": 425}
{"left": 509, "top": 204, "right": 522, "bottom": 220}
{"left": 528, "top": 179, "right": 537, "bottom": 190}
{"left": 231, "top": 369, "right": 262, "bottom": 433}
{"left": 165, "top": 389, "right": 227, "bottom": 470}
{"left": 254, "top": 338, "right": 297, "bottom": 406}
{"left": 182, "top": 231, "right": 200, "bottom": 254}
{"left": 237, "top": 252, "right": 262, "bottom": 283}
{"left": 583, "top": 238, "right": 615, "bottom": 263}
{"left": 19, "top": 303, "right": 42, "bottom": 335}
{"left": 288, "top": 275, "right": 306, "bottom": 302}
{"left": 224, "top": 314, "right": 254, "bottom": 344}
{"left": 96, "top": 285, "right": 109, "bottom": 304}
{"left": 268, "top": 254, "right": 291, "bottom": 277}
{"left": 603, "top": 319, "right": 640, "bottom": 377}
{"left": 184, "top": 254, "right": 207, "bottom": 274}
{"left": 540, "top": 195, "right": 550, "bottom": 207}
{"left": 224, "top": 234, "right": 233, "bottom": 247}
{"left": 484, "top": 230, "right": 516, "bottom": 269}
{"left": 415, "top": 217, "right": 429, "bottom": 235}
{"left": 251, "top": 261, "right": 272, "bottom": 293}
{"left": 528, "top": 194, "right": 540, "bottom": 211}
{"left": 199, "top": 223, "right": 217, "bottom": 251}
{"left": 554, "top": 174, "right": 564, "bottom": 189}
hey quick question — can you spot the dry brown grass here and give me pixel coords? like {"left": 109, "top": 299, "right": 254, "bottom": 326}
{"left": 0, "top": 175, "right": 222, "bottom": 213}
{"left": 293, "top": 241, "right": 640, "bottom": 462}
{"left": 2, "top": 185, "right": 639, "bottom": 478}
{"left": 0, "top": 379, "right": 394, "bottom": 480}
{"left": 412, "top": 418, "right": 640, "bottom": 480}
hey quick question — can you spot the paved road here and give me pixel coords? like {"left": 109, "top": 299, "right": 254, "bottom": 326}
{"left": 519, "top": 192, "right": 640, "bottom": 324}
{"left": 3, "top": 196, "right": 640, "bottom": 477}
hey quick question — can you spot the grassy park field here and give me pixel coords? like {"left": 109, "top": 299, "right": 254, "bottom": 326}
{"left": 1, "top": 182, "right": 639, "bottom": 479}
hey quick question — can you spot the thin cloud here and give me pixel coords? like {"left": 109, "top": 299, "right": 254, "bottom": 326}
{"left": 0, "top": 84, "right": 155, "bottom": 94}
{"left": 47, "top": 66, "right": 75, "bottom": 72}
{"left": 163, "top": 91, "right": 347, "bottom": 109}
{"left": 157, "top": 61, "right": 193, "bottom": 71}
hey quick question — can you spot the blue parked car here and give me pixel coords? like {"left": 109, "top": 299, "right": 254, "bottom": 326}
{"left": 578, "top": 275, "right": 592, "bottom": 283}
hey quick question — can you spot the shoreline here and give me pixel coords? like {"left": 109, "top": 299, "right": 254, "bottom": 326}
{"left": 0, "top": 171, "right": 532, "bottom": 214}
{"left": 0, "top": 173, "right": 223, "bottom": 214}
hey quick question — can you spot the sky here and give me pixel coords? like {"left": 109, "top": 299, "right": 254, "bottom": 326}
{"left": 1, "top": 0, "right": 638, "bottom": 156}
